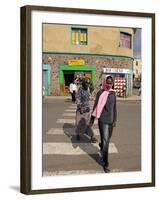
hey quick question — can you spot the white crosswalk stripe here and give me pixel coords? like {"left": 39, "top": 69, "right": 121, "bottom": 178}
{"left": 68, "top": 104, "right": 94, "bottom": 108}
{"left": 43, "top": 142, "right": 118, "bottom": 155}
{"left": 56, "top": 118, "right": 98, "bottom": 124}
{"left": 62, "top": 113, "right": 76, "bottom": 116}
{"left": 43, "top": 168, "right": 124, "bottom": 176}
{"left": 70, "top": 103, "right": 94, "bottom": 106}
{"left": 47, "top": 127, "right": 99, "bottom": 135}
{"left": 43, "top": 170, "right": 103, "bottom": 176}
{"left": 65, "top": 109, "right": 76, "bottom": 112}
{"left": 68, "top": 106, "right": 77, "bottom": 109}
{"left": 56, "top": 118, "right": 76, "bottom": 123}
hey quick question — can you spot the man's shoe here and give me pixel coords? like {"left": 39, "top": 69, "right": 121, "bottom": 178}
{"left": 103, "top": 166, "right": 110, "bottom": 173}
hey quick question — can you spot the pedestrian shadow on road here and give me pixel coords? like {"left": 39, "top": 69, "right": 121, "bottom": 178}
{"left": 63, "top": 123, "right": 102, "bottom": 166}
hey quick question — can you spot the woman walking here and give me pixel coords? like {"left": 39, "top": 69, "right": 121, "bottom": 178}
{"left": 75, "top": 78, "right": 97, "bottom": 143}
{"left": 89, "top": 76, "right": 117, "bottom": 173}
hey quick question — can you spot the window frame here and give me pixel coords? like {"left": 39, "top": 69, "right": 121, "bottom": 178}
{"left": 119, "top": 31, "right": 132, "bottom": 49}
{"left": 71, "top": 27, "right": 88, "bottom": 46}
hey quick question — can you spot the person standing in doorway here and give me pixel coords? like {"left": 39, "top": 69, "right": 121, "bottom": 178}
{"left": 75, "top": 78, "right": 97, "bottom": 143}
{"left": 69, "top": 81, "right": 77, "bottom": 103}
{"left": 89, "top": 76, "right": 117, "bottom": 173}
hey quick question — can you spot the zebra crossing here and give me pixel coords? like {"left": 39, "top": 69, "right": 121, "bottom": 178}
{"left": 43, "top": 142, "right": 118, "bottom": 155}
{"left": 43, "top": 102, "right": 119, "bottom": 176}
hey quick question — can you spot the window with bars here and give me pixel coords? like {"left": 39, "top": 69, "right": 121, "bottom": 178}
{"left": 71, "top": 28, "right": 87, "bottom": 45}
{"left": 120, "top": 32, "right": 132, "bottom": 49}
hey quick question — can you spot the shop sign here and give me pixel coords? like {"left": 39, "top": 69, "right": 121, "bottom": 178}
{"left": 68, "top": 60, "right": 85, "bottom": 66}
{"left": 103, "top": 68, "right": 131, "bottom": 74}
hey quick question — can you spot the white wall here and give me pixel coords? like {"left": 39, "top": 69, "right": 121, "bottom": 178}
{"left": 0, "top": 0, "right": 158, "bottom": 199}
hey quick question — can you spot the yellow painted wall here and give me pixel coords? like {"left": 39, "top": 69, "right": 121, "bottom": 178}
{"left": 43, "top": 24, "right": 134, "bottom": 57}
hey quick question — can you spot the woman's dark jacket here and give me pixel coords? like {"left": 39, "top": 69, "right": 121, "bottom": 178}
{"left": 90, "top": 90, "right": 117, "bottom": 124}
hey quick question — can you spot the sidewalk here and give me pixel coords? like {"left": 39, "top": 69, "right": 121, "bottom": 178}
{"left": 44, "top": 95, "right": 141, "bottom": 101}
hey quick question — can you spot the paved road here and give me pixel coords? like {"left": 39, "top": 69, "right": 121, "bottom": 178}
{"left": 42, "top": 98, "right": 141, "bottom": 176}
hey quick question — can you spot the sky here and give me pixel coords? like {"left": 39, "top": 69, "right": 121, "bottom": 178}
{"left": 133, "top": 29, "right": 141, "bottom": 59}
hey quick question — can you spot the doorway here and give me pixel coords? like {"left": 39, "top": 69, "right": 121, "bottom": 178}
{"left": 64, "top": 71, "right": 75, "bottom": 94}
{"left": 59, "top": 65, "right": 95, "bottom": 95}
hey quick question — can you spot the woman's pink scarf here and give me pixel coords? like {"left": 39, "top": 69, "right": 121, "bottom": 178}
{"left": 92, "top": 79, "right": 115, "bottom": 119}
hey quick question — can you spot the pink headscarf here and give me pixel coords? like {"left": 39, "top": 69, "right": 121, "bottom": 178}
{"left": 102, "top": 79, "right": 108, "bottom": 90}
{"left": 92, "top": 78, "right": 115, "bottom": 119}
{"left": 102, "top": 75, "right": 114, "bottom": 90}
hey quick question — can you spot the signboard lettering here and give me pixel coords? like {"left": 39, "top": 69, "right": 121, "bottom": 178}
{"left": 68, "top": 60, "right": 85, "bottom": 66}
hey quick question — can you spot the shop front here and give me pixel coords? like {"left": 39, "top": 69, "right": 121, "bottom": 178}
{"left": 59, "top": 63, "right": 95, "bottom": 95}
{"left": 103, "top": 67, "right": 133, "bottom": 97}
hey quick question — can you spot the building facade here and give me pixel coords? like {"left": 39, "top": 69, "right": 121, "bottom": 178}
{"left": 42, "top": 24, "right": 135, "bottom": 96}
